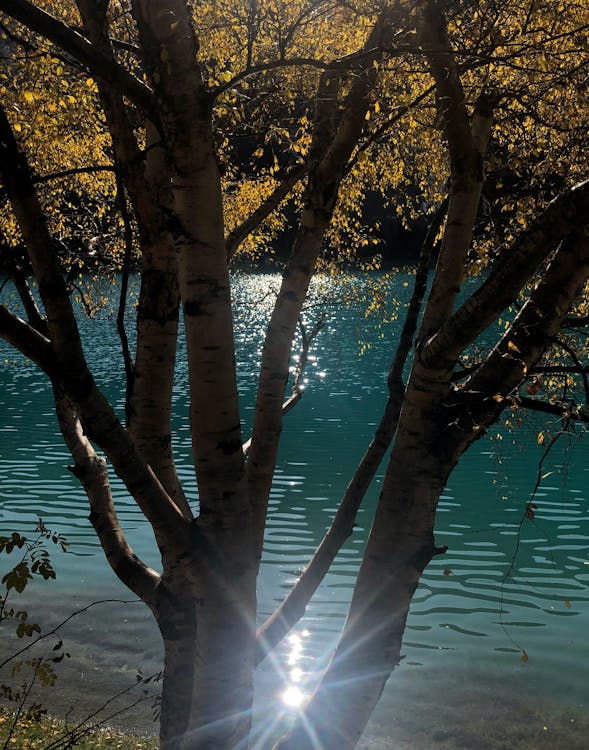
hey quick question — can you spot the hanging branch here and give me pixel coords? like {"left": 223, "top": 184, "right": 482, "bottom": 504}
{"left": 498, "top": 428, "right": 565, "bottom": 659}
{"left": 283, "top": 313, "right": 326, "bottom": 414}
{"left": 554, "top": 335, "right": 589, "bottom": 406}
{"left": 242, "top": 312, "right": 326, "bottom": 455}
{"left": 518, "top": 396, "right": 589, "bottom": 422}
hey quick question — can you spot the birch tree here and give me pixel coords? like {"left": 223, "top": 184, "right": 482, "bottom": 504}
{"left": 0, "top": 1, "right": 588, "bottom": 749}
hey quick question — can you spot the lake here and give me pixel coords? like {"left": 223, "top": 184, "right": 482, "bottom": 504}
{"left": 0, "top": 272, "right": 588, "bottom": 748}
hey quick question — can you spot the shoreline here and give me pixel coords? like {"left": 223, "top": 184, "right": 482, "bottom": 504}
{"left": 1, "top": 655, "right": 586, "bottom": 750}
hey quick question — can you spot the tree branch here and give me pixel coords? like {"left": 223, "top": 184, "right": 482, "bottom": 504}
{"left": 75, "top": 0, "right": 190, "bottom": 518}
{"left": 421, "top": 179, "right": 589, "bottom": 368}
{"left": 517, "top": 396, "right": 589, "bottom": 422}
{"left": 246, "top": 9, "right": 395, "bottom": 562}
{"left": 225, "top": 165, "right": 305, "bottom": 262}
{"left": 564, "top": 314, "right": 589, "bottom": 328}
{"left": 419, "top": 2, "right": 474, "bottom": 173}
{"left": 242, "top": 313, "right": 325, "bottom": 456}
{"left": 454, "top": 234, "right": 589, "bottom": 446}
{"left": 32, "top": 164, "right": 115, "bottom": 184}
{"left": 11, "top": 273, "right": 46, "bottom": 333}
{"left": 0, "top": 0, "right": 156, "bottom": 117}
{"left": 531, "top": 365, "right": 589, "bottom": 375}
{"left": 0, "top": 100, "right": 188, "bottom": 544}
{"left": 416, "top": 5, "right": 497, "bottom": 340}
{"left": 255, "top": 197, "right": 443, "bottom": 662}
{"left": 0, "top": 304, "right": 57, "bottom": 375}
{"left": 54, "top": 388, "right": 161, "bottom": 605}
{"left": 554, "top": 335, "right": 589, "bottom": 405}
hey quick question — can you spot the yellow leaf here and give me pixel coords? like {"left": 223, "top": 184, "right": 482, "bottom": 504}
{"left": 537, "top": 431, "right": 545, "bottom": 445}
{"left": 24, "top": 91, "right": 34, "bottom": 103}
{"left": 520, "top": 650, "right": 529, "bottom": 662}
{"left": 365, "top": 110, "right": 371, "bottom": 121}
{"left": 564, "top": 599, "right": 571, "bottom": 609}
{"left": 13, "top": 122, "right": 21, "bottom": 132}
{"left": 507, "top": 340, "right": 521, "bottom": 353}
{"left": 493, "top": 394, "right": 504, "bottom": 403}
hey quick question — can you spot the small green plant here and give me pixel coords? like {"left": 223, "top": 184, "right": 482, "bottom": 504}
{"left": 0, "top": 520, "right": 69, "bottom": 747}
{"left": 0, "top": 520, "right": 68, "bottom": 637}
{"left": 0, "top": 711, "right": 158, "bottom": 749}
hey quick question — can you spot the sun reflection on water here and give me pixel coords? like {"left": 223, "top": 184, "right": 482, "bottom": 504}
{"left": 280, "top": 630, "right": 310, "bottom": 709}
{"left": 282, "top": 685, "right": 305, "bottom": 707}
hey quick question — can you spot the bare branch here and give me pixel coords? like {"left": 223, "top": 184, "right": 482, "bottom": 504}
{"left": 417, "top": 5, "right": 497, "bottom": 340}
{"left": 0, "top": 599, "right": 142, "bottom": 671}
{"left": 554, "top": 335, "right": 589, "bottom": 405}
{"left": 563, "top": 315, "right": 589, "bottom": 328}
{"left": 32, "top": 164, "right": 115, "bottom": 184}
{"left": 246, "top": 10, "right": 395, "bottom": 560}
{"left": 242, "top": 312, "right": 325, "bottom": 456}
{"left": 11, "top": 274, "right": 46, "bottom": 333}
{"left": 75, "top": 1, "right": 190, "bottom": 518}
{"left": 517, "top": 396, "right": 589, "bottom": 422}
{"left": 419, "top": 2, "right": 474, "bottom": 174}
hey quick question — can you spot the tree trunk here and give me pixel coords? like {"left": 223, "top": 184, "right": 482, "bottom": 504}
{"left": 275, "top": 350, "right": 457, "bottom": 750}
{"left": 155, "top": 537, "right": 257, "bottom": 750}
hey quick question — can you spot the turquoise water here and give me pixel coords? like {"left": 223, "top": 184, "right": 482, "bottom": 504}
{"left": 0, "top": 273, "right": 588, "bottom": 747}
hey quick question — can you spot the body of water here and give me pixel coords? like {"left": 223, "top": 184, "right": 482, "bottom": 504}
{"left": 0, "top": 273, "right": 587, "bottom": 748}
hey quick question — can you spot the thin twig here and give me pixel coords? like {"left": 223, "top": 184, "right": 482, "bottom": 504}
{"left": 0, "top": 599, "right": 141, "bottom": 671}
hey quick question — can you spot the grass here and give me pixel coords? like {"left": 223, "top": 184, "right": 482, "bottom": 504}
{"left": 0, "top": 711, "right": 158, "bottom": 749}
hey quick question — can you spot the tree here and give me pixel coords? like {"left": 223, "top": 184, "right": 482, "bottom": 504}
{"left": 0, "top": 1, "right": 588, "bottom": 748}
